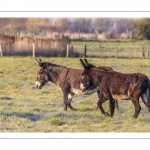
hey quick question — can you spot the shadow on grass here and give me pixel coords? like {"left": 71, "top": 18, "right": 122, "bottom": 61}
{"left": 0, "top": 112, "right": 43, "bottom": 121}
{"left": 0, "top": 97, "right": 12, "bottom": 100}
{"left": 72, "top": 107, "right": 96, "bottom": 112}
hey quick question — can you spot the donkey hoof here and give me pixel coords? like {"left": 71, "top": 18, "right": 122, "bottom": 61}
{"left": 133, "top": 116, "right": 137, "bottom": 119}
{"left": 64, "top": 107, "right": 67, "bottom": 111}
{"left": 105, "top": 112, "right": 110, "bottom": 117}
{"left": 68, "top": 106, "right": 77, "bottom": 110}
{"left": 69, "top": 106, "right": 77, "bottom": 110}
{"left": 110, "top": 114, "right": 114, "bottom": 118}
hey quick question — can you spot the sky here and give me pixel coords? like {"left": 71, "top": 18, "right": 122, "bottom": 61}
{"left": 0, "top": 0, "right": 150, "bottom": 18}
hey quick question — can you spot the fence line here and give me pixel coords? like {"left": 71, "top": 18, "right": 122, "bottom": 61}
{"left": 0, "top": 33, "right": 149, "bottom": 59}
{"left": 70, "top": 44, "right": 150, "bottom": 59}
{"left": 0, "top": 41, "right": 149, "bottom": 59}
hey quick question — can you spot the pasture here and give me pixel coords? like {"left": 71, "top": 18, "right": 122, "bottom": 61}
{"left": 0, "top": 57, "right": 150, "bottom": 132}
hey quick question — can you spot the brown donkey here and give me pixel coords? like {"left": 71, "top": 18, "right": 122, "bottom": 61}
{"left": 35, "top": 58, "right": 118, "bottom": 111}
{"left": 80, "top": 59, "right": 150, "bottom": 118}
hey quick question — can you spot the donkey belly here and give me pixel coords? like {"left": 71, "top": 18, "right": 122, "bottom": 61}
{"left": 112, "top": 94, "right": 131, "bottom": 100}
{"left": 82, "top": 87, "right": 99, "bottom": 95}
{"left": 71, "top": 87, "right": 99, "bottom": 95}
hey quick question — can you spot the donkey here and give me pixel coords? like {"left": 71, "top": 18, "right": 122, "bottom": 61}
{"left": 35, "top": 58, "right": 119, "bottom": 111}
{"left": 80, "top": 59, "right": 150, "bottom": 118}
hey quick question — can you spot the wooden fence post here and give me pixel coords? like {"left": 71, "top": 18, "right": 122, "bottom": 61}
{"left": 108, "top": 32, "right": 110, "bottom": 41}
{"left": 0, "top": 44, "right": 2, "bottom": 57}
{"left": 116, "top": 45, "right": 118, "bottom": 59}
{"left": 33, "top": 40, "right": 35, "bottom": 58}
{"left": 142, "top": 45, "right": 145, "bottom": 58}
{"left": 78, "top": 30, "right": 80, "bottom": 39}
{"left": 71, "top": 45, "right": 74, "bottom": 57}
{"left": 147, "top": 45, "right": 149, "bottom": 59}
{"left": 66, "top": 44, "right": 69, "bottom": 58}
{"left": 131, "top": 31, "right": 133, "bottom": 40}
{"left": 84, "top": 45, "right": 87, "bottom": 58}
{"left": 96, "top": 30, "right": 98, "bottom": 40}
{"left": 99, "top": 44, "right": 101, "bottom": 58}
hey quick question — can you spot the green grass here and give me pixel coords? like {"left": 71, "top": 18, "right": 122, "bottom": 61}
{"left": 0, "top": 57, "right": 150, "bottom": 132}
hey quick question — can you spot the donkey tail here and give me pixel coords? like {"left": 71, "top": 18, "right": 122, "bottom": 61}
{"left": 146, "top": 81, "right": 150, "bottom": 104}
{"left": 142, "top": 80, "right": 150, "bottom": 112}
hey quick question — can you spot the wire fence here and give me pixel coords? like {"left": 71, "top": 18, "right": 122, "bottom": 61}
{"left": 0, "top": 42, "right": 148, "bottom": 59}
{"left": 70, "top": 44, "right": 149, "bottom": 59}
{"left": 0, "top": 33, "right": 149, "bottom": 59}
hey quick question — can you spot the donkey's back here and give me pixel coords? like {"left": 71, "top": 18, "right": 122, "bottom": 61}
{"left": 104, "top": 71, "right": 149, "bottom": 100}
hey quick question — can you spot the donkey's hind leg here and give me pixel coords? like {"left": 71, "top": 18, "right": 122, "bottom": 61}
{"left": 141, "top": 93, "right": 150, "bottom": 112}
{"left": 131, "top": 96, "right": 141, "bottom": 118}
{"left": 109, "top": 99, "right": 116, "bottom": 117}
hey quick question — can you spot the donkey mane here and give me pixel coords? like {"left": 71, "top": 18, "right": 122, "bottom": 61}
{"left": 36, "top": 58, "right": 67, "bottom": 68}
{"left": 41, "top": 62, "right": 67, "bottom": 68}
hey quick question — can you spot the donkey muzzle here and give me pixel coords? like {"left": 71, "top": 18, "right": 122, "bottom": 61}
{"left": 80, "top": 83, "right": 86, "bottom": 92}
{"left": 36, "top": 81, "right": 42, "bottom": 89}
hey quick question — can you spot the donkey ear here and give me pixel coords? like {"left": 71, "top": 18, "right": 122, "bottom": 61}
{"left": 39, "top": 59, "right": 42, "bottom": 63}
{"left": 35, "top": 58, "right": 43, "bottom": 67}
{"left": 80, "top": 59, "right": 88, "bottom": 70}
{"left": 84, "top": 59, "right": 90, "bottom": 66}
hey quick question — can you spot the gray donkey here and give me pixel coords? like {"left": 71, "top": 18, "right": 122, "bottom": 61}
{"left": 35, "top": 58, "right": 118, "bottom": 110}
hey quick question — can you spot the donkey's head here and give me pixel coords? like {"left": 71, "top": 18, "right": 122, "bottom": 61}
{"left": 79, "top": 59, "right": 95, "bottom": 91}
{"left": 35, "top": 58, "right": 49, "bottom": 89}
{"left": 79, "top": 59, "right": 113, "bottom": 91}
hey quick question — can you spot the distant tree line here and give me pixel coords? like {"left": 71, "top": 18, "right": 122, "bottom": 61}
{"left": 1, "top": 18, "right": 150, "bottom": 39}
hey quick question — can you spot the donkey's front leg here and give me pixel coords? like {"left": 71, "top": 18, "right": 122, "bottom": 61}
{"left": 94, "top": 91, "right": 101, "bottom": 110}
{"left": 67, "top": 94, "right": 77, "bottom": 110}
{"left": 95, "top": 91, "right": 119, "bottom": 111}
{"left": 97, "top": 95, "right": 110, "bottom": 117}
{"left": 62, "top": 93, "right": 68, "bottom": 110}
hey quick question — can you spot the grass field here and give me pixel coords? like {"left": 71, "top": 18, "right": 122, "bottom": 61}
{"left": 0, "top": 57, "right": 150, "bottom": 132}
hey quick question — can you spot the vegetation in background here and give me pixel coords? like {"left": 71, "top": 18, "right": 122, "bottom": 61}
{"left": 131, "top": 18, "right": 150, "bottom": 39}
{"left": 0, "top": 17, "right": 149, "bottom": 40}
